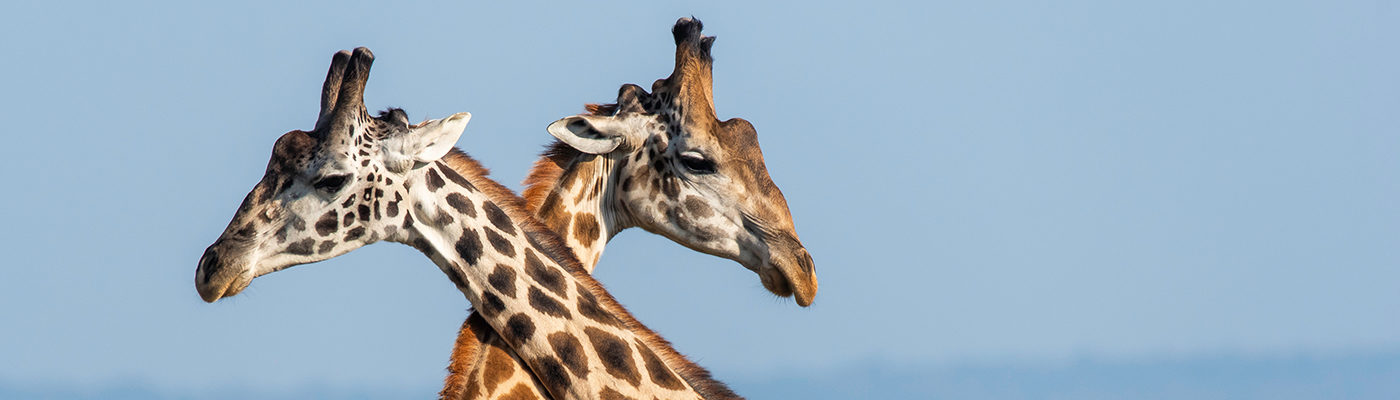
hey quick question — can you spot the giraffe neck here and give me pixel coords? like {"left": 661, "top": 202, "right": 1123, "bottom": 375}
{"left": 524, "top": 144, "right": 632, "bottom": 271}
{"left": 398, "top": 156, "right": 705, "bottom": 400}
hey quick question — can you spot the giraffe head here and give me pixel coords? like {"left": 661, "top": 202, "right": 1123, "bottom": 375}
{"left": 545, "top": 18, "right": 818, "bottom": 306}
{"left": 195, "top": 48, "right": 471, "bottom": 302}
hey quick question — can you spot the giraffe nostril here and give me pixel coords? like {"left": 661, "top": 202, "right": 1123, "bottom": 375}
{"left": 198, "top": 246, "right": 220, "bottom": 285}
{"left": 797, "top": 248, "right": 815, "bottom": 274}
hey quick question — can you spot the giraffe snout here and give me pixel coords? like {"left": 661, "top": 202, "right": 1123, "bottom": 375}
{"left": 759, "top": 237, "right": 818, "bottom": 307}
{"left": 195, "top": 241, "right": 252, "bottom": 303}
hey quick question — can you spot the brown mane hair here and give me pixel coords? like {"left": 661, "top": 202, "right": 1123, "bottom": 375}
{"left": 439, "top": 140, "right": 740, "bottom": 399}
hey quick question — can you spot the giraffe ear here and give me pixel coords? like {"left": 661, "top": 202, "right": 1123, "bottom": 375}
{"left": 383, "top": 112, "right": 470, "bottom": 172}
{"left": 546, "top": 114, "right": 651, "bottom": 155}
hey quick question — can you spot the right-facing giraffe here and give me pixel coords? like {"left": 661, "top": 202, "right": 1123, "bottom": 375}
{"left": 440, "top": 18, "right": 816, "bottom": 400}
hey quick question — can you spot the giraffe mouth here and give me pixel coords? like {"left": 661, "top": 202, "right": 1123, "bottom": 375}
{"left": 758, "top": 246, "right": 818, "bottom": 307}
{"left": 196, "top": 268, "right": 253, "bottom": 303}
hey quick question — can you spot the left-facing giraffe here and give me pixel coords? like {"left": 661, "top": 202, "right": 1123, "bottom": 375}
{"left": 196, "top": 47, "right": 744, "bottom": 399}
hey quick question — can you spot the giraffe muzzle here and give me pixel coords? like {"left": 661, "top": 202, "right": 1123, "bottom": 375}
{"left": 760, "top": 241, "right": 818, "bottom": 307}
{"left": 195, "top": 242, "right": 254, "bottom": 302}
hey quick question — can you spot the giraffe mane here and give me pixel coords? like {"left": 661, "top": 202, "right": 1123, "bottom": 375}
{"left": 441, "top": 145, "right": 740, "bottom": 399}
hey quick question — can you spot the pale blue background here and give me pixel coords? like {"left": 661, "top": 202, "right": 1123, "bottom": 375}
{"left": 1, "top": 1, "right": 1397, "bottom": 398}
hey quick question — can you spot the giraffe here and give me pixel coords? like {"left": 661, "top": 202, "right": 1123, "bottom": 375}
{"left": 439, "top": 18, "right": 816, "bottom": 400}
{"left": 195, "top": 46, "right": 760, "bottom": 399}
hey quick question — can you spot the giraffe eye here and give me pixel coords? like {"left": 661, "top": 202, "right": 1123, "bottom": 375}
{"left": 313, "top": 174, "right": 351, "bottom": 192}
{"left": 679, "top": 151, "right": 716, "bottom": 174}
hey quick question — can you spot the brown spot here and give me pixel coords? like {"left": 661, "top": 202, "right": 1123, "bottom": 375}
{"left": 344, "top": 227, "right": 365, "bottom": 241}
{"left": 485, "top": 229, "right": 516, "bottom": 258}
{"left": 438, "top": 162, "right": 478, "bottom": 191}
{"left": 286, "top": 238, "right": 315, "bottom": 256}
{"left": 635, "top": 339, "right": 684, "bottom": 390}
{"left": 683, "top": 196, "right": 713, "bottom": 218}
{"left": 620, "top": 176, "right": 634, "bottom": 192}
{"left": 358, "top": 204, "right": 372, "bottom": 221}
{"left": 317, "top": 240, "right": 336, "bottom": 254}
{"left": 504, "top": 313, "right": 535, "bottom": 342}
{"left": 481, "top": 344, "right": 515, "bottom": 394}
{"left": 572, "top": 213, "right": 600, "bottom": 245}
{"left": 342, "top": 212, "right": 355, "bottom": 227}
{"left": 456, "top": 227, "right": 483, "bottom": 265}
{"left": 585, "top": 327, "right": 641, "bottom": 386}
{"left": 444, "top": 262, "right": 472, "bottom": 293}
{"left": 531, "top": 356, "right": 572, "bottom": 397}
{"left": 525, "top": 250, "right": 567, "bottom": 297}
{"left": 434, "top": 207, "right": 456, "bottom": 227}
{"left": 315, "top": 211, "right": 339, "bottom": 236}
{"left": 487, "top": 264, "right": 517, "bottom": 298}
{"left": 480, "top": 292, "right": 505, "bottom": 316}
{"left": 548, "top": 332, "right": 590, "bottom": 379}
{"left": 528, "top": 287, "right": 571, "bottom": 319}
{"left": 446, "top": 192, "right": 477, "bottom": 217}
{"left": 576, "top": 287, "right": 623, "bottom": 327}
{"left": 482, "top": 201, "right": 516, "bottom": 235}
{"left": 426, "top": 168, "right": 446, "bottom": 192}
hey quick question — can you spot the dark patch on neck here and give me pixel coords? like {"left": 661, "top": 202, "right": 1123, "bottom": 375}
{"left": 548, "top": 332, "right": 590, "bottom": 380}
{"left": 574, "top": 288, "right": 622, "bottom": 327}
{"left": 529, "top": 356, "right": 572, "bottom": 398}
{"left": 487, "top": 263, "right": 518, "bottom": 298}
{"left": 455, "top": 227, "right": 483, "bottom": 265}
{"left": 571, "top": 213, "right": 600, "bottom": 246}
{"left": 437, "top": 162, "right": 478, "bottom": 192}
{"left": 527, "top": 287, "right": 571, "bottom": 319}
{"left": 479, "top": 291, "right": 505, "bottom": 315}
{"left": 585, "top": 327, "right": 641, "bottom": 387}
{"left": 504, "top": 313, "right": 535, "bottom": 342}
{"left": 482, "top": 201, "right": 516, "bottom": 236}
{"left": 635, "top": 338, "right": 685, "bottom": 390}
{"left": 446, "top": 193, "right": 477, "bottom": 218}
{"left": 524, "top": 250, "right": 567, "bottom": 297}
{"left": 484, "top": 229, "right": 516, "bottom": 258}
{"left": 426, "top": 168, "right": 446, "bottom": 192}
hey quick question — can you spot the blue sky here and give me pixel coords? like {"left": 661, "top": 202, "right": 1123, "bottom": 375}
{"left": 1, "top": 1, "right": 1396, "bottom": 398}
